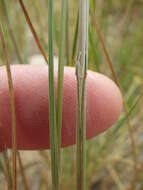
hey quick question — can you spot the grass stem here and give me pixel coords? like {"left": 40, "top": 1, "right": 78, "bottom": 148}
{"left": 56, "top": 0, "right": 67, "bottom": 160}
{"left": 47, "top": 0, "right": 59, "bottom": 189}
{"left": 0, "top": 24, "right": 17, "bottom": 190}
{"left": 76, "top": 0, "right": 89, "bottom": 189}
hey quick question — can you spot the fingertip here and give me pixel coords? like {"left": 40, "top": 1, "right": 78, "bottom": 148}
{"left": 0, "top": 65, "right": 123, "bottom": 150}
{"left": 86, "top": 71, "right": 123, "bottom": 138}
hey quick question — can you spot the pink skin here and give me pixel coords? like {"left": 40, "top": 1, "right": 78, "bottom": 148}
{"left": 0, "top": 65, "right": 122, "bottom": 150}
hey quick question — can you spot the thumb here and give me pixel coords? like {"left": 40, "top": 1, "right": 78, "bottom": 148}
{"left": 0, "top": 65, "right": 122, "bottom": 150}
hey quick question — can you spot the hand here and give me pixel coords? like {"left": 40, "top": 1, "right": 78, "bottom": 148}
{"left": 0, "top": 65, "right": 122, "bottom": 151}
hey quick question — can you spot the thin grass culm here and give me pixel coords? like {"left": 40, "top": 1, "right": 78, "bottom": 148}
{"left": 48, "top": 0, "right": 59, "bottom": 189}
{"left": 56, "top": 0, "right": 67, "bottom": 159}
{"left": 76, "top": 0, "right": 89, "bottom": 190}
{"left": 0, "top": 25, "right": 17, "bottom": 190}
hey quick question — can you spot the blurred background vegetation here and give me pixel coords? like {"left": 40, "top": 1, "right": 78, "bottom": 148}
{"left": 0, "top": 0, "right": 143, "bottom": 189}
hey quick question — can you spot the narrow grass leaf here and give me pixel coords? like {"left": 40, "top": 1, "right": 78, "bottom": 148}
{"left": 47, "top": 0, "right": 59, "bottom": 189}
{"left": 56, "top": 0, "right": 67, "bottom": 158}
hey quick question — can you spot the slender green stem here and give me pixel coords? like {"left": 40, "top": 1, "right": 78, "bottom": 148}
{"left": 76, "top": 0, "right": 89, "bottom": 190}
{"left": 48, "top": 1, "right": 59, "bottom": 189}
{"left": 0, "top": 24, "right": 17, "bottom": 190}
{"left": 56, "top": 0, "right": 67, "bottom": 159}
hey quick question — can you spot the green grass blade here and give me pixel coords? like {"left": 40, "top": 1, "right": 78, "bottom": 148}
{"left": 47, "top": 1, "right": 59, "bottom": 189}
{"left": 76, "top": 0, "right": 89, "bottom": 189}
{"left": 56, "top": 0, "right": 67, "bottom": 157}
